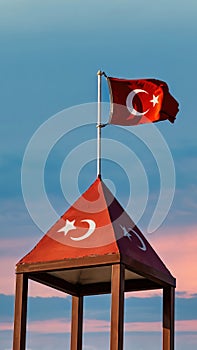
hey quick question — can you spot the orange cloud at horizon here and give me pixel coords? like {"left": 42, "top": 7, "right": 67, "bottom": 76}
{"left": 1, "top": 318, "right": 197, "bottom": 333}
{"left": 148, "top": 225, "right": 197, "bottom": 297}
{"left": 0, "top": 256, "right": 67, "bottom": 298}
{"left": 1, "top": 225, "right": 197, "bottom": 297}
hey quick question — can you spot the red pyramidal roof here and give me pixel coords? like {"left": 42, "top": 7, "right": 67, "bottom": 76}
{"left": 17, "top": 178, "right": 174, "bottom": 285}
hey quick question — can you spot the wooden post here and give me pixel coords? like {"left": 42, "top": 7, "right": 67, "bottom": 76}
{"left": 70, "top": 296, "right": 83, "bottom": 350}
{"left": 110, "top": 264, "right": 125, "bottom": 350}
{"left": 163, "top": 287, "right": 175, "bottom": 350}
{"left": 13, "top": 273, "right": 28, "bottom": 350}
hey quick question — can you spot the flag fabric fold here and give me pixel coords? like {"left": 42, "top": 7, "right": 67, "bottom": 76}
{"left": 107, "top": 77, "right": 179, "bottom": 126}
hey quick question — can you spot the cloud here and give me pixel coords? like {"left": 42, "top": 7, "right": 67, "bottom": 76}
{"left": 0, "top": 237, "right": 68, "bottom": 297}
{"left": 1, "top": 289, "right": 197, "bottom": 337}
{"left": 128, "top": 224, "right": 197, "bottom": 300}
{"left": 148, "top": 226, "right": 197, "bottom": 297}
{"left": 0, "top": 256, "right": 67, "bottom": 297}
{"left": 1, "top": 224, "right": 197, "bottom": 297}
{"left": 0, "top": 236, "right": 35, "bottom": 296}
{"left": 127, "top": 225, "right": 197, "bottom": 298}
{"left": 0, "top": 199, "right": 42, "bottom": 240}
{"left": 1, "top": 318, "right": 197, "bottom": 333}
{"left": 2, "top": 293, "right": 197, "bottom": 326}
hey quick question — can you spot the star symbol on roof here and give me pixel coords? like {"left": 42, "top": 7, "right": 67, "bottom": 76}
{"left": 120, "top": 225, "right": 132, "bottom": 241}
{"left": 150, "top": 94, "right": 159, "bottom": 107}
{"left": 58, "top": 219, "right": 76, "bottom": 236}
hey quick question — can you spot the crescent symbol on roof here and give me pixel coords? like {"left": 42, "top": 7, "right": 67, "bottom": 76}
{"left": 129, "top": 228, "right": 147, "bottom": 251}
{"left": 70, "top": 219, "right": 96, "bottom": 241}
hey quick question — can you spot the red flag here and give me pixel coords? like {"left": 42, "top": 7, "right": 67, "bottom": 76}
{"left": 108, "top": 77, "right": 179, "bottom": 126}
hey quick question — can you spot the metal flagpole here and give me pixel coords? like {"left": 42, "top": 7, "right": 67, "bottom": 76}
{"left": 97, "top": 70, "right": 102, "bottom": 178}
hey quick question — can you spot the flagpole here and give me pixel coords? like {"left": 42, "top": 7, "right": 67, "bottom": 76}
{"left": 97, "top": 70, "right": 102, "bottom": 178}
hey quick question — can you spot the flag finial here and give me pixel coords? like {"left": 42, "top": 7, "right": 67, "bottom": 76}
{"left": 97, "top": 70, "right": 103, "bottom": 76}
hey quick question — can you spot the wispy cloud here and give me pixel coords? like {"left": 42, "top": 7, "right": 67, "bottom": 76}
{"left": 1, "top": 318, "right": 197, "bottom": 333}
{"left": 148, "top": 225, "right": 197, "bottom": 297}
{"left": 1, "top": 224, "right": 197, "bottom": 297}
{"left": 0, "top": 256, "right": 67, "bottom": 297}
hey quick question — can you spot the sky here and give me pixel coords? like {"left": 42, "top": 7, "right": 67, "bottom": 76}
{"left": 0, "top": 0, "right": 197, "bottom": 349}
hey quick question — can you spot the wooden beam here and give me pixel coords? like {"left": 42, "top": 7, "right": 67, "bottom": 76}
{"left": 13, "top": 273, "right": 28, "bottom": 350}
{"left": 125, "top": 278, "right": 160, "bottom": 292}
{"left": 79, "top": 281, "right": 110, "bottom": 296}
{"left": 16, "top": 253, "right": 121, "bottom": 273}
{"left": 29, "top": 272, "right": 78, "bottom": 296}
{"left": 163, "top": 287, "right": 175, "bottom": 350}
{"left": 70, "top": 296, "right": 83, "bottom": 350}
{"left": 79, "top": 278, "right": 160, "bottom": 296}
{"left": 110, "top": 264, "right": 125, "bottom": 350}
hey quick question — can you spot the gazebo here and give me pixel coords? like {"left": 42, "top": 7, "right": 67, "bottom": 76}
{"left": 13, "top": 177, "right": 176, "bottom": 350}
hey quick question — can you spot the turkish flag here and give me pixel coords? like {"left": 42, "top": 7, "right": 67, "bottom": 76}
{"left": 108, "top": 77, "right": 179, "bottom": 126}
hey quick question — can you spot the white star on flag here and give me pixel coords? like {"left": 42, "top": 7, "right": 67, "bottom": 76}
{"left": 150, "top": 94, "right": 159, "bottom": 107}
{"left": 58, "top": 219, "right": 76, "bottom": 236}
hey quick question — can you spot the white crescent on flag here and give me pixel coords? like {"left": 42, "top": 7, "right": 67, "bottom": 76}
{"left": 126, "top": 89, "right": 149, "bottom": 117}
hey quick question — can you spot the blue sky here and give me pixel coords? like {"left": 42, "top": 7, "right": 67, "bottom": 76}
{"left": 0, "top": 0, "right": 197, "bottom": 349}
